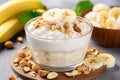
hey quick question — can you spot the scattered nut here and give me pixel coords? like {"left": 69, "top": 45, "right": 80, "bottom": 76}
{"left": 47, "top": 72, "right": 58, "bottom": 79}
{"left": 19, "top": 61, "right": 27, "bottom": 67}
{"left": 51, "top": 25, "right": 56, "bottom": 31}
{"left": 22, "top": 66, "right": 31, "bottom": 73}
{"left": 13, "top": 57, "right": 21, "bottom": 63}
{"left": 17, "top": 50, "right": 26, "bottom": 58}
{"left": 22, "top": 58, "right": 29, "bottom": 62}
{"left": 76, "top": 66, "right": 84, "bottom": 72}
{"left": 14, "top": 63, "right": 19, "bottom": 66}
{"left": 82, "top": 66, "right": 91, "bottom": 74}
{"left": 25, "top": 50, "right": 32, "bottom": 57}
{"left": 27, "top": 60, "right": 34, "bottom": 68}
{"left": 38, "top": 70, "right": 49, "bottom": 77}
{"left": 83, "top": 68, "right": 91, "bottom": 74}
{"left": 65, "top": 70, "right": 81, "bottom": 77}
{"left": 9, "top": 75, "right": 16, "bottom": 80}
{"left": 27, "top": 55, "right": 33, "bottom": 60}
{"left": 86, "top": 48, "right": 99, "bottom": 57}
{"left": 73, "top": 24, "right": 81, "bottom": 33}
{"left": 32, "top": 64, "right": 41, "bottom": 72}
{"left": 4, "top": 41, "right": 14, "bottom": 48}
{"left": 29, "top": 71, "right": 36, "bottom": 77}
{"left": 17, "top": 36, "right": 23, "bottom": 42}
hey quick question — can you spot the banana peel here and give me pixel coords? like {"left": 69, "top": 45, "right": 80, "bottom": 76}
{"left": 0, "top": 18, "right": 24, "bottom": 43}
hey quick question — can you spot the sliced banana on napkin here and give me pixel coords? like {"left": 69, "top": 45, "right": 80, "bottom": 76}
{"left": 42, "top": 8, "right": 63, "bottom": 24}
{"left": 84, "top": 57, "right": 103, "bottom": 69}
{"left": 97, "top": 53, "right": 115, "bottom": 68}
{"left": 93, "top": 3, "right": 110, "bottom": 12}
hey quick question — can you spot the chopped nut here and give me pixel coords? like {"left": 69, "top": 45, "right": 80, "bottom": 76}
{"left": 76, "top": 66, "right": 84, "bottom": 72}
{"left": 38, "top": 70, "right": 49, "bottom": 77}
{"left": 19, "top": 61, "right": 27, "bottom": 67}
{"left": 25, "top": 50, "right": 32, "bottom": 57}
{"left": 51, "top": 25, "right": 56, "bottom": 31}
{"left": 18, "top": 66, "right": 22, "bottom": 70}
{"left": 13, "top": 57, "right": 21, "bottom": 63}
{"left": 14, "top": 63, "right": 19, "bottom": 66}
{"left": 17, "top": 36, "right": 23, "bottom": 42}
{"left": 77, "top": 18, "right": 85, "bottom": 22}
{"left": 33, "top": 23, "right": 40, "bottom": 28}
{"left": 29, "top": 71, "right": 36, "bottom": 77}
{"left": 27, "top": 55, "right": 33, "bottom": 60}
{"left": 63, "top": 23, "right": 69, "bottom": 29}
{"left": 83, "top": 68, "right": 91, "bottom": 74}
{"left": 17, "top": 50, "right": 26, "bottom": 58}
{"left": 22, "top": 58, "right": 29, "bottom": 62}
{"left": 4, "top": 41, "right": 14, "bottom": 48}
{"left": 82, "top": 66, "right": 91, "bottom": 74}
{"left": 9, "top": 75, "right": 16, "bottom": 80}
{"left": 59, "top": 26, "right": 65, "bottom": 32}
{"left": 68, "top": 32, "right": 72, "bottom": 38}
{"left": 86, "top": 48, "right": 99, "bottom": 57}
{"left": 47, "top": 72, "right": 58, "bottom": 79}
{"left": 65, "top": 70, "right": 81, "bottom": 77}
{"left": 27, "top": 60, "right": 34, "bottom": 68}
{"left": 23, "top": 66, "right": 31, "bottom": 73}
{"left": 32, "top": 64, "right": 41, "bottom": 72}
{"left": 73, "top": 24, "right": 81, "bottom": 33}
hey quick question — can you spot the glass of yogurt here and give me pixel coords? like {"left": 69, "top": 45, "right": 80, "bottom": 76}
{"left": 25, "top": 8, "right": 93, "bottom": 71}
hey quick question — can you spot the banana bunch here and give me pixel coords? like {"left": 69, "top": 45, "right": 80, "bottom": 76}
{"left": 84, "top": 48, "right": 115, "bottom": 69}
{"left": 85, "top": 4, "right": 120, "bottom": 29}
{"left": 0, "top": 0, "right": 46, "bottom": 43}
{"left": 42, "top": 8, "right": 76, "bottom": 24}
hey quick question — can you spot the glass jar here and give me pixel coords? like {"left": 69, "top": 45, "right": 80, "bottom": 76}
{"left": 24, "top": 16, "right": 93, "bottom": 72}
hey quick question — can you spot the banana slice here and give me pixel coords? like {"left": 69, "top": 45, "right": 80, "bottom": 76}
{"left": 97, "top": 53, "right": 115, "bottom": 68}
{"left": 62, "top": 9, "right": 76, "bottom": 23}
{"left": 108, "top": 7, "right": 120, "bottom": 19}
{"left": 42, "top": 8, "right": 63, "bottom": 24}
{"left": 93, "top": 4, "right": 110, "bottom": 12}
{"left": 84, "top": 57, "right": 103, "bottom": 69}
{"left": 96, "top": 11, "right": 108, "bottom": 27}
{"left": 117, "top": 16, "right": 120, "bottom": 29}
{"left": 106, "top": 17, "right": 118, "bottom": 29}
{"left": 85, "top": 11, "right": 97, "bottom": 21}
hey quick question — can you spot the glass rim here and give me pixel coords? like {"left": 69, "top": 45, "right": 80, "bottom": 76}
{"left": 24, "top": 16, "right": 93, "bottom": 40}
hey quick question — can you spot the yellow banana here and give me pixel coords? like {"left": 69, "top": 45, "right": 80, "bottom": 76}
{"left": 0, "top": 0, "right": 45, "bottom": 24}
{"left": 96, "top": 11, "right": 108, "bottom": 27}
{"left": 106, "top": 17, "right": 118, "bottom": 29}
{"left": 0, "top": 18, "right": 24, "bottom": 43}
{"left": 108, "top": 7, "right": 120, "bottom": 19}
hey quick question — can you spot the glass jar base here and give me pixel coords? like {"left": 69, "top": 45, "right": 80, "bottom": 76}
{"left": 35, "top": 62, "right": 83, "bottom": 72}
